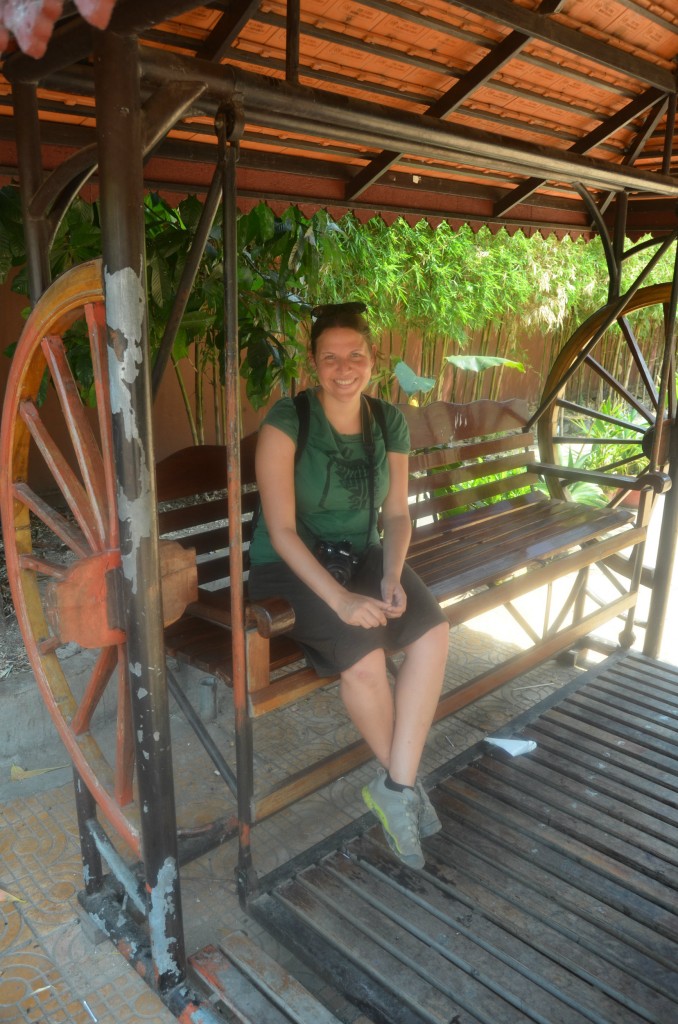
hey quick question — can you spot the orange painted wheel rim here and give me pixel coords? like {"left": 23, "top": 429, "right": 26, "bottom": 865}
{"left": 0, "top": 261, "right": 141, "bottom": 854}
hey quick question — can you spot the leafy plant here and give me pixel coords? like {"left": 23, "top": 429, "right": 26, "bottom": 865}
{"left": 393, "top": 354, "right": 525, "bottom": 404}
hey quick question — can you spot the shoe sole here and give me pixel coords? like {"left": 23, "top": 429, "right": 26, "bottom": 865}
{"left": 362, "top": 786, "right": 425, "bottom": 869}
{"left": 419, "top": 819, "right": 443, "bottom": 838}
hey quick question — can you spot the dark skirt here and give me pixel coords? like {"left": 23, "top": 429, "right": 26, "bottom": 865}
{"left": 247, "top": 545, "right": 447, "bottom": 677}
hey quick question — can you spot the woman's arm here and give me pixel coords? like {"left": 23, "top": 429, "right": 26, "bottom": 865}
{"left": 380, "top": 451, "right": 412, "bottom": 614}
{"left": 256, "top": 423, "right": 392, "bottom": 628}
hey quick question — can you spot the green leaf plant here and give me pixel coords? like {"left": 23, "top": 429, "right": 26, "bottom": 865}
{"left": 394, "top": 354, "right": 525, "bottom": 404}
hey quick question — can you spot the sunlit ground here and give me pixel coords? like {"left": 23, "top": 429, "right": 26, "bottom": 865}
{"left": 465, "top": 494, "right": 678, "bottom": 668}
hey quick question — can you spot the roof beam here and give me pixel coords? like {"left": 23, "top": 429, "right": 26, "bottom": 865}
{"left": 197, "top": 0, "right": 261, "bottom": 63}
{"left": 451, "top": 0, "right": 677, "bottom": 92}
{"left": 494, "top": 87, "right": 667, "bottom": 218}
{"left": 345, "top": 0, "right": 566, "bottom": 200}
{"left": 139, "top": 47, "right": 678, "bottom": 198}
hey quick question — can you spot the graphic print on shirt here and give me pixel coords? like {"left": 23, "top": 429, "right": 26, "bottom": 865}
{"left": 318, "top": 442, "right": 370, "bottom": 511}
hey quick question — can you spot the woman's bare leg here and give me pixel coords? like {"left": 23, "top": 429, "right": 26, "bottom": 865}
{"left": 389, "top": 622, "right": 449, "bottom": 786}
{"left": 340, "top": 647, "right": 394, "bottom": 766}
{"left": 340, "top": 623, "right": 448, "bottom": 781}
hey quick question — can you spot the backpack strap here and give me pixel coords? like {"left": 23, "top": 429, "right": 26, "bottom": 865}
{"left": 365, "top": 394, "right": 388, "bottom": 443}
{"left": 293, "top": 390, "right": 389, "bottom": 465}
{"left": 293, "top": 390, "right": 311, "bottom": 465}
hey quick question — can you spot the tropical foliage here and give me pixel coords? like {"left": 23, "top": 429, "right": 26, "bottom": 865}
{"left": 1, "top": 185, "right": 676, "bottom": 433}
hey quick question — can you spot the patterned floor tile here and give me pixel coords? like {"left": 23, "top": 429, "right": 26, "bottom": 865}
{"left": 0, "top": 902, "right": 32, "bottom": 955}
{"left": 0, "top": 942, "right": 94, "bottom": 1023}
{"left": 0, "top": 616, "right": 585, "bottom": 1024}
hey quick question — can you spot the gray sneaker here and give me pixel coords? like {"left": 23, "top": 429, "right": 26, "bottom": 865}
{"left": 416, "top": 778, "right": 442, "bottom": 838}
{"left": 362, "top": 772, "right": 425, "bottom": 869}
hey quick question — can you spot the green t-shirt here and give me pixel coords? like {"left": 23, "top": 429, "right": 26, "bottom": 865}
{"left": 249, "top": 388, "right": 410, "bottom": 565}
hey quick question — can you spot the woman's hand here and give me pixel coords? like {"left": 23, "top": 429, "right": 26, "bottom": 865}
{"left": 381, "top": 577, "right": 407, "bottom": 618}
{"left": 335, "top": 592, "right": 394, "bottom": 628}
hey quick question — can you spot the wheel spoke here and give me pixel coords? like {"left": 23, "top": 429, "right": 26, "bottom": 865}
{"left": 41, "top": 334, "right": 109, "bottom": 546}
{"left": 115, "top": 653, "right": 135, "bottom": 807}
{"left": 555, "top": 398, "right": 646, "bottom": 434}
{"left": 13, "top": 481, "right": 89, "bottom": 558}
{"left": 19, "top": 401, "right": 101, "bottom": 549}
{"left": 537, "top": 283, "right": 675, "bottom": 503}
{"left": 583, "top": 355, "right": 654, "bottom": 424}
{"left": 18, "top": 555, "right": 68, "bottom": 579}
{"left": 70, "top": 645, "right": 119, "bottom": 735}
{"left": 617, "top": 316, "right": 660, "bottom": 409}
{"left": 1, "top": 261, "right": 142, "bottom": 854}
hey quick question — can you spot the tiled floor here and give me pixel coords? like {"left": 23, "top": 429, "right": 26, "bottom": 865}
{"left": 2, "top": 547, "right": 676, "bottom": 1024}
{"left": 0, "top": 782, "right": 176, "bottom": 1022}
{"left": 1, "top": 614, "right": 584, "bottom": 1024}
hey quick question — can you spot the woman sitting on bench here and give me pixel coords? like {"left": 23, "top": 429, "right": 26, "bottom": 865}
{"left": 248, "top": 302, "right": 449, "bottom": 869}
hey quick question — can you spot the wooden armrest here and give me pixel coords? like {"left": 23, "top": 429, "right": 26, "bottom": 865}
{"left": 534, "top": 462, "right": 672, "bottom": 494}
{"left": 186, "top": 593, "right": 296, "bottom": 639}
{"left": 246, "top": 597, "right": 295, "bottom": 639}
{"left": 186, "top": 595, "right": 232, "bottom": 628}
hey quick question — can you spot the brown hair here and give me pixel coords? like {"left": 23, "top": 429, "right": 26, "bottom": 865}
{"left": 310, "top": 302, "right": 371, "bottom": 357}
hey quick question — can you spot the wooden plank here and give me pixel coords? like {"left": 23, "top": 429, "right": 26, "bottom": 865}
{"left": 401, "top": 398, "right": 529, "bottom": 448}
{"left": 414, "top": 813, "right": 678, "bottom": 1005}
{"left": 439, "top": 527, "right": 644, "bottom": 627}
{"left": 250, "top": 654, "right": 678, "bottom": 1024}
{"left": 252, "top": 894, "right": 433, "bottom": 1024}
{"left": 409, "top": 505, "right": 636, "bottom": 599}
{"left": 522, "top": 727, "right": 678, "bottom": 826}
{"left": 272, "top": 877, "right": 491, "bottom": 1023}
{"left": 537, "top": 709, "right": 678, "bottom": 795}
{"left": 477, "top": 755, "right": 678, "bottom": 868}
{"left": 190, "top": 944, "right": 292, "bottom": 1023}
{"left": 439, "top": 775, "right": 678, "bottom": 930}
{"left": 346, "top": 838, "right": 677, "bottom": 1022}
{"left": 158, "top": 495, "right": 228, "bottom": 534}
{"left": 589, "top": 674, "right": 678, "bottom": 715}
{"left": 458, "top": 761, "right": 678, "bottom": 892}
{"left": 297, "top": 855, "right": 609, "bottom": 1024}
{"left": 563, "top": 693, "right": 678, "bottom": 759}
{"left": 219, "top": 931, "right": 343, "bottom": 1023}
{"left": 433, "top": 779, "right": 678, "bottom": 958}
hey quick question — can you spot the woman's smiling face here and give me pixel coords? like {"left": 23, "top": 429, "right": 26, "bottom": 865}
{"left": 312, "top": 327, "right": 375, "bottom": 403}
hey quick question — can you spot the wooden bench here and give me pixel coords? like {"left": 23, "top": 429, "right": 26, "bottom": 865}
{"left": 157, "top": 398, "right": 668, "bottom": 836}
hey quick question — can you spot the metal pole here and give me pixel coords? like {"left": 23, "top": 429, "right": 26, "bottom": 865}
{"left": 644, "top": 422, "right": 678, "bottom": 658}
{"left": 151, "top": 165, "right": 222, "bottom": 399}
{"left": 215, "top": 100, "right": 255, "bottom": 903}
{"left": 12, "top": 82, "right": 51, "bottom": 303}
{"left": 93, "top": 30, "right": 186, "bottom": 992}
{"left": 73, "top": 770, "right": 103, "bottom": 896}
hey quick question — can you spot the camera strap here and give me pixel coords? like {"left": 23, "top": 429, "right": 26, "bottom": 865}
{"left": 360, "top": 395, "right": 377, "bottom": 548}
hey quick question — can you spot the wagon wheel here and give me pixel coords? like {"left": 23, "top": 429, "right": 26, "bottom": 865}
{"left": 0, "top": 261, "right": 140, "bottom": 851}
{"left": 537, "top": 282, "right": 675, "bottom": 513}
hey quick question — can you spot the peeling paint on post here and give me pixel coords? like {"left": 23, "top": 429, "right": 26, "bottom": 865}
{"left": 94, "top": 30, "right": 186, "bottom": 992}
{"left": 148, "top": 858, "right": 180, "bottom": 980}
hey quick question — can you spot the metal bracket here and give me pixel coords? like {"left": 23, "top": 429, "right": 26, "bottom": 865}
{"left": 215, "top": 94, "right": 245, "bottom": 156}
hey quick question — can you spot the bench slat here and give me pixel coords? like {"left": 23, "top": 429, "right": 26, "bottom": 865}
{"left": 408, "top": 430, "right": 535, "bottom": 474}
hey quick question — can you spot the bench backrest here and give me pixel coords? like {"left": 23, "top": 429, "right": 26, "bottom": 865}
{"left": 400, "top": 398, "right": 540, "bottom": 534}
{"left": 156, "top": 398, "right": 538, "bottom": 595}
{"left": 156, "top": 433, "right": 258, "bottom": 594}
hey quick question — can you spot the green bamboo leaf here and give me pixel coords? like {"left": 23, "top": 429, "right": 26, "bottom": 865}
{"left": 445, "top": 354, "right": 525, "bottom": 373}
{"left": 394, "top": 361, "right": 436, "bottom": 395}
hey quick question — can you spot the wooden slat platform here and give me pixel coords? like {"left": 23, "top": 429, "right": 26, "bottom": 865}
{"left": 250, "top": 650, "right": 678, "bottom": 1024}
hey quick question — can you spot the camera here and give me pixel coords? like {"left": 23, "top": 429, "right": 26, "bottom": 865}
{"left": 315, "top": 539, "right": 361, "bottom": 587}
